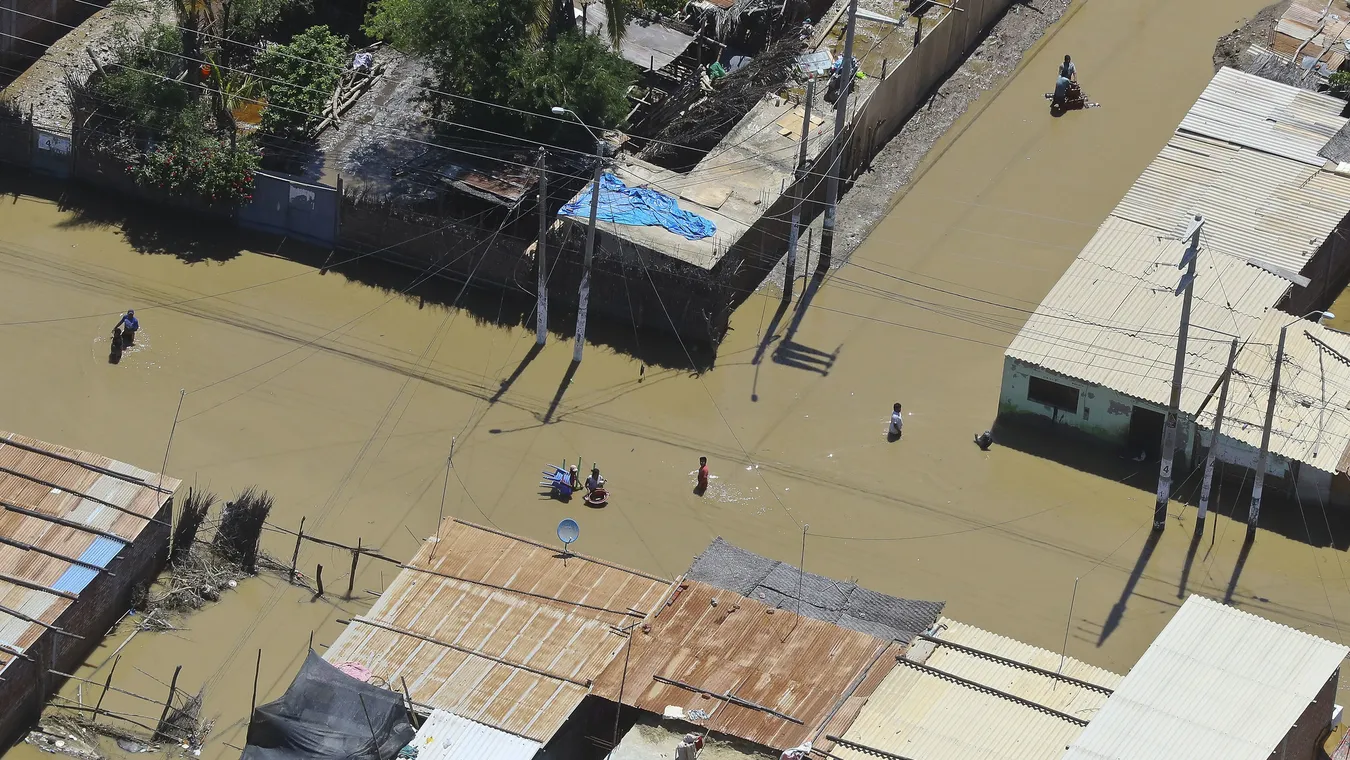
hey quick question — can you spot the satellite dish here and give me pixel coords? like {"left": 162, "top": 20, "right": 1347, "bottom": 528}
{"left": 557, "top": 518, "right": 580, "bottom": 551}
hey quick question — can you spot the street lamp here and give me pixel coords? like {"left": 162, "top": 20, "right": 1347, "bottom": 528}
{"left": 1249, "top": 309, "right": 1335, "bottom": 528}
{"left": 553, "top": 106, "right": 604, "bottom": 363}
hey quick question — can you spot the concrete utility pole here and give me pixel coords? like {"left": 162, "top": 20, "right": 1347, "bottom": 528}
{"left": 816, "top": 0, "right": 859, "bottom": 277}
{"left": 785, "top": 77, "right": 815, "bottom": 300}
{"left": 1155, "top": 215, "right": 1204, "bottom": 531}
{"left": 536, "top": 148, "right": 549, "bottom": 346}
{"left": 552, "top": 106, "right": 605, "bottom": 363}
{"left": 1250, "top": 310, "right": 1334, "bottom": 527}
{"left": 1197, "top": 338, "right": 1238, "bottom": 521}
{"left": 575, "top": 147, "right": 602, "bottom": 363}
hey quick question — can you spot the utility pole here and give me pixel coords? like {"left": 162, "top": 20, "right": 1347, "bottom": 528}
{"left": 1155, "top": 215, "right": 1204, "bottom": 531}
{"left": 815, "top": 0, "right": 859, "bottom": 277}
{"left": 1249, "top": 310, "right": 1333, "bottom": 527}
{"left": 574, "top": 141, "right": 603, "bottom": 363}
{"left": 784, "top": 77, "right": 814, "bottom": 301}
{"left": 1250, "top": 327, "right": 1286, "bottom": 529}
{"left": 1197, "top": 338, "right": 1238, "bottom": 521}
{"left": 1198, "top": 340, "right": 1236, "bottom": 523}
{"left": 536, "top": 148, "right": 549, "bottom": 345}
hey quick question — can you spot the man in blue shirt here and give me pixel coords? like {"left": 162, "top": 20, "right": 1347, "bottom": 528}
{"left": 114, "top": 309, "right": 139, "bottom": 346}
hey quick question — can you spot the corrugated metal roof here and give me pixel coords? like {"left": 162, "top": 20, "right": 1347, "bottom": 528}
{"left": 323, "top": 519, "right": 671, "bottom": 744}
{"left": 1005, "top": 217, "right": 1288, "bottom": 410}
{"left": 830, "top": 617, "right": 1120, "bottom": 760}
{"left": 0, "top": 431, "right": 179, "bottom": 678}
{"left": 1064, "top": 595, "right": 1348, "bottom": 760}
{"left": 591, "top": 580, "right": 901, "bottom": 753}
{"left": 407, "top": 710, "right": 541, "bottom": 760}
{"left": 1178, "top": 68, "right": 1346, "bottom": 165}
{"left": 1114, "top": 133, "right": 1350, "bottom": 274}
{"left": 1006, "top": 68, "right": 1350, "bottom": 410}
{"left": 1196, "top": 311, "right": 1350, "bottom": 474}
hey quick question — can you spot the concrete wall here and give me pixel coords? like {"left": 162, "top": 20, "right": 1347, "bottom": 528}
{"left": 0, "top": 0, "right": 103, "bottom": 82}
{"left": 1271, "top": 671, "right": 1338, "bottom": 760}
{"left": 0, "top": 498, "right": 172, "bottom": 750}
{"left": 999, "top": 356, "right": 1189, "bottom": 445}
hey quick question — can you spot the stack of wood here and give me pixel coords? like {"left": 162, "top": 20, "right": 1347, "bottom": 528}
{"left": 311, "top": 42, "right": 386, "bottom": 138}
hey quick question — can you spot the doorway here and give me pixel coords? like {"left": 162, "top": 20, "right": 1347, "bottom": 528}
{"left": 1128, "top": 406, "right": 1166, "bottom": 460}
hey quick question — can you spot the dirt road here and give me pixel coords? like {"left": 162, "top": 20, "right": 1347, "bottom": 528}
{"left": 2, "top": 0, "right": 1334, "bottom": 757}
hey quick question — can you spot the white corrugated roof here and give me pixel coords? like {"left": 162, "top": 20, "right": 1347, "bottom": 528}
{"left": 1197, "top": 311, "right": 1350, "bottom": 474}
{"left": 1178, "top": 67, "right": 1346, "bottom": 165}
{"left": 1005, "top": 217, "right": 1288, "bottom": 411}
{"left": 832, "top": 618, "right": 1121, "bottom": 760}
{"left": 407, "top": 710, "right": 541, "bottom": 760}
{"left": 1064, "top": 595, "right": 1348, "bottom": 760}
{"left": 1006, "top": 67, "right": 1350, "bottom": 409}
{"left": 1114, "top": 133, "right": 1350, "bottom": 274}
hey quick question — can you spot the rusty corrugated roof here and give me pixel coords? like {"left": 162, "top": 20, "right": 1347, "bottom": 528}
{"left": 0, "top": 431, "right": 180, "bottom": 678}
{"left": 323, "top": 519, "right": 672, "bottom": 744}
{"left": 591, "top": 580, "right": 900, "bottom": 753}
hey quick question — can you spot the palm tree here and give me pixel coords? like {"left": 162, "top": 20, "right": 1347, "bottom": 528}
{"left": 535, "top": 0, "right": 630, "bottom": 47}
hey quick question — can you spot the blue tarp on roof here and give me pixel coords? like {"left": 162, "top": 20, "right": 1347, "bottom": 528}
{"left": 559, "top": 174, "right": 716, "bottom": 241}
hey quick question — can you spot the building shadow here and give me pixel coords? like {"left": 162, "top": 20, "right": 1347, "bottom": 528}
{"left": 995, "top": 419, "right": 1350, "bottom": 550}
{"left": 1097, "top": 527, "right": 1162, "bottom": 646}
{"left": 0, "top": 172, "right": 711, "bottom": 372}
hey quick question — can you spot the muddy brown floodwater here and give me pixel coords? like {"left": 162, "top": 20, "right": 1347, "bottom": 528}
{"left": 3, "top": 0, "right": 1342, "bottom": 758}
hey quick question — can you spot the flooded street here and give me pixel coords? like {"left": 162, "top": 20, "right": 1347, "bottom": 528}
{"left": 4, "top": 0, "right": 1343, "bottom": 757}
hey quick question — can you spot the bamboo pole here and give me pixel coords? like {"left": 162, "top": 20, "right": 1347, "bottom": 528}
{"left": 289, "top": 516, "right": 305, "bottom": 581}
{"left": 154, "top": 665, "right": 182, "bottom": 738}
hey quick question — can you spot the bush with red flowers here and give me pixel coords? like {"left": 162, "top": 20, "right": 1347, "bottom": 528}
{"left": 131, "top": 135, "right": 261, "bottom": 205}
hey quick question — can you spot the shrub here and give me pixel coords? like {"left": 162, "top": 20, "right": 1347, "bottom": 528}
{"left": 257, "top": 25, "right": 348, "bottom": 139}
{"left": 131, "top": 134, "right": 261, "bottom": 204}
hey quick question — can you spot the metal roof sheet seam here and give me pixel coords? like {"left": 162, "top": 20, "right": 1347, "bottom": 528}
{"left": 323, "top": 519, "right": 670, "bottom": 744}
{"left": 0, "top": 431, "right": 179, "bottom": 680}
{"left": 406, "top": 709, "right": 542, "bottom": 760}
{"left": 832, "top": 617, "right": 1120, "bottom": 760}
{"left": 1063, "top": 595, "right": 1348, "bottom": 760}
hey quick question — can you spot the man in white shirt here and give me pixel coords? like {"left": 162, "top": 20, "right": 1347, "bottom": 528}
{"left": 890, "top": 402, "right": 904, "bottom": 438}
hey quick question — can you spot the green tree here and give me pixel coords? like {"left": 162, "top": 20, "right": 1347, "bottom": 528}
{"left": 257, "top": 25, "right": 348, "bottom": 139}
{"left": 364, "top": 0, "right": 635, "bottom": 139}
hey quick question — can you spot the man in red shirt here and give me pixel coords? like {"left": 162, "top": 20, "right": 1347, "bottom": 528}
{"left": 697, "top": 456, "right": 709, "bottom": 494}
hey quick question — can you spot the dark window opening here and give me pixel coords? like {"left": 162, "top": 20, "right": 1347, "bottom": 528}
{"left": 1028, "top": 376, "right": 1080, "bottom": 412}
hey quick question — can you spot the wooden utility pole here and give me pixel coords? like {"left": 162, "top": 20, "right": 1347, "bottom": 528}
{"left": 1197, "top": 338, "right": 1238, "bottom": 521}
{"left": 574, "top": 145, "right": 604, "bottom": 363}
{"left": 1155, "top": 215, "right": 1204, "bottom": 531}
{"left": 536, "top": 149, "right": 549, "bottom": 345}
{"left": 816, "top": 0, "right": 859, "bottom": 276}
{"left": 785, "top": 77, "right": 815, "bottom": 301}
{"left": 154, "top": 665, "right": 182, "bottom": 738}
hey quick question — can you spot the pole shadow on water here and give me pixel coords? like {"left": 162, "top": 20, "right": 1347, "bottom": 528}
{"left": 1177, "top": 516, "right": 1205, "bottom": 599}
{"left": 1097, "top": 528, "right": 1162, "bottom": 646}
{"left": 490, "top": 343, "right": 543, "bottom": 404}
{"left": 994, "top": 421, "right": 1350, "bottom": 550}
{"left": 542, "top": 360, "right": 581, "bottom": 424}
{"left": 771, "top": 272, "right": 838, "bottom": 375}
{"left": 1223, "top": 526, "right": 1257, "bottom": 605}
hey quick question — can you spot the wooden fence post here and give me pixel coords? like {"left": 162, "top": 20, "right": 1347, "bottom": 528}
{"left": 290, "top": 517, "right": 305, "bottom": 582}
{"left": 346, "top": 538, "right": 361, "bottom": 599}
